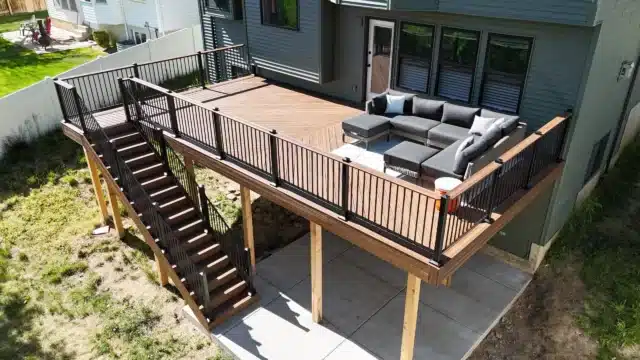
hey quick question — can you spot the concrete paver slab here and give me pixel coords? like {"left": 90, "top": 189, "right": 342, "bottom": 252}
{"left": 325, "top": 339, "right": 382, "bottom": 360}
{"left": 463, "top": 252, "right": 531, "bottom": 290}
{"left": 339, "top": 246, "right": 407, "bottom": 290}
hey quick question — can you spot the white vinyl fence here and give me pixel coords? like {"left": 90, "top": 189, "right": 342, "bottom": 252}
{"left": 0, "top": 25, "right": 203, "bottom": 158}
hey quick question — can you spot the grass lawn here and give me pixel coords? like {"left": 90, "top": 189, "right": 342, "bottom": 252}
{"left": 0, "top": 11, "right": 104, "bottom": 98}
{"left": 0, "top": 131, "right": 230, "bottom": 359}
{"left": 0, "top": 10, "right": 48, "bottom": 33}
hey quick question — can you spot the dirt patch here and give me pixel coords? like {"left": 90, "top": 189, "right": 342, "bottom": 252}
{"left": 469, "top": 259, "right": 597, "bottom": 360}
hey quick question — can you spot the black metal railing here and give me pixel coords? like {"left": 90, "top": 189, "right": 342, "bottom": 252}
{"left": 434, "top": 116, "right": 570, "bottom": 262}
{"left": 124, "top": 77, "right": 447, "bottom": 260}
{"left": 54, "top": 79, "right": 214, "bottom": 315}
{"left": 59, "top": 44, "right": 251, "bottom": 116}
{"left": 120, "top": 79, "right": 256, "bottom": 296}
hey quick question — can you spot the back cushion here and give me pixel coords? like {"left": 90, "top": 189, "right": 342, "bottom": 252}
{"left": 388, "top": 89, "right": 415, "bottom": 114}
{"left": 371, "top": 95, "right": 387, "bottom": 115}
{"left": 480, "top": 109, "right": 520, "bottom": 135}
{"left": 412, "top": 97, "right": 445, "bottom": 120}
{"left": 442, "top": 103, "right": 481, "bottom": 128}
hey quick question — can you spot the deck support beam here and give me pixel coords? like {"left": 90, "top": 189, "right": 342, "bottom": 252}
{"left": 106, "top": 182, "right": 125, "bottom": 239}
{"left": 85, "top": 147, "right": 109, "bottom": 225}
{"left": 400, "top": 273, "right": 421, "bottom": 360}
{"left": 155, "top": 253, "right": 169, "bottom": 286}
{"left": 240, "top": 185, "right": 256, "bottom": 273}
{"left": 310, "top": 221, "right": 323, "bottom": 323}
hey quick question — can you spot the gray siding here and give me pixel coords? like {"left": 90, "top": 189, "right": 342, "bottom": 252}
{"left": 246, "top": 0, "right": 322, "bottom": 83}
{"left": 543, "top": 0, "right": 640, "bottom": 243}
{"left": 340, "top": 0, "right": 388, "bottom": 10}
{"left": 200, "top": 0, "right": 247, "bottom": 52}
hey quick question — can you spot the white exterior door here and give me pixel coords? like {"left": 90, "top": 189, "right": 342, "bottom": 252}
{"left": 366, "top": 19, "right": 395, "bottom": 100}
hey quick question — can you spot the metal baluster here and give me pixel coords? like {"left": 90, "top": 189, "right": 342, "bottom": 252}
{"left": 198, "top": 185, "right": 210, "bottom": 231}
{"left": 524, "top": 133, "right": 541, "bottom": 189}
{"left": 485, "top": 160, "right": 504, "bottom": 222}
{"left": 213, "top": 108, "right": 225, "bottom": 158}
{"left": 197, "top": 51, "right": 206, "bottom": 89}
{"left": 432, "top": 195, "right": 449, "bottom": 265}
{"left": 118, "top": 78, "right": 133, "bottom": 122}
{"left": 341, "top": 158, "right": 351, "bottom": 220}
{"left": 269, "top": 130, "right": 280, "bottom": 186}
{"left": 166, "top": 92, "right": 180, "bottom": 136}
{"left": 72, "top": 87, "right": 87, "bottom": 134}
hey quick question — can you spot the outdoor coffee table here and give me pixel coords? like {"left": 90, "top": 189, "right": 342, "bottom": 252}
{"left": 383, "top": 141, "right": 439, "bottom": 182}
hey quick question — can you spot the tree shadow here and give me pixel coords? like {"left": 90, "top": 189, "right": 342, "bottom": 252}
{"left": 0, "top": 291, "right": 75, "bottom": 359}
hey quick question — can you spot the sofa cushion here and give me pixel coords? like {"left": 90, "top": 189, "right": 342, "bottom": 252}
{"left": 342, "top": 114, "right": 391, "bottom": 138}
{"left": 442, "top": 103, "right": 481, "bottom": 128}
{"left": 370, "top": 95, "right": 387, "bottom": 115}
{"left": 420, "top": 139, "right": 465, "bottom": 180}
{"left": 427, "top": 123, "right": 470, "bottom": 149}
{"left": 388, "top": 89, "right": 415, "bottom": 114}
{"left": 453, "top": 136, "right": 475, "bottom": 175}
{"left": 390, "top": 116, "right": 441, "bottom": 138}
{"left": 384, "top": 141, "right": 439, "bottom": 174}
{"left": 386, "top": 94, "right": 406, "bottom": 114}
{"left": 480, "top": 109, "right": 520, "bottom": 135}
{"left": 469, "top": 115, "right": 497, "bottom": 136}
{"left": 412, "top": 97, "right": 445, "bottom": 120}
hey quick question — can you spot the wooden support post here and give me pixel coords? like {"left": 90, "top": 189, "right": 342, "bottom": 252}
{"left": 240, "top": 185, "right": 256, "bottom": 273}
{"left": 85, "top": 147, "right": 109, "bottom": 225}
{"left": 106, "top": 182, "right": 125, "bottom": 239}
{"left": 310, "top": 221, "right": 323, "bottom": 323}
{"left": 441, "top": 275, "right": 452, "bottom": 287}
{"left": 155, "top": 253, "right": 169, "bottom": 286}
{"left": 184, "top": 153, "right": 195, "bottom": 179}
{"left": 400, "top": 273, "right": 421, "bottom": 360}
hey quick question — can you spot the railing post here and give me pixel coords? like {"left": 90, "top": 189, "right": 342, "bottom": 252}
{"left": 200, "top": 271, "right": 210, "bottom": 312}
{"left": 132, "top": 63, "right": 140, "bottom": 78}
{"left": 212, "top": 108, "right": 225, "bottom": 159}
{"left": 556, "top": 117, "right": 570, "bottom": 162}
{"left": 524, "top": 132, "right": 542, "bottom": 189}
{"left": 269, "top": 130, "right": 280, "bottom": 186}
{"left": 245, "top": 248, "right": 256, "bottom": 294}
{"left": 118, "top": 78, "right": 132, "bottom": 122}
{"left": 197, "top": 51, "right": 207, "bottom": 89}
{"left": 198, "top": 185, "right": 210, "bottom": 229}
{"left": 154, "top": 127, "right": 169, "bottom": 169}
{"left": 166, "top": 91, "right": 180, "bottom": 137}
{"left": 341, "top": 157, "right": 351, "bottom": 220}
{"left": 109, "top": 141, "right": 122, "bottom": 184}
{"left": 433, "top": 195, "right": 449, "bottom": 265}
{"left": 485, "top": 160, "right": 503, "bottom": 222}
{"left": 72, "top": 87, "right": 88, "bottom": 134}
{"left": 53, "top": 80, "right": 69, "bottom": 123}
{"left": 128, "top": 76, "right": 143, "bottom": 120}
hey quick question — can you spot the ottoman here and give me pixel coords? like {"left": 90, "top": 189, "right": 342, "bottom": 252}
{"left": 383, "top": 141, "right": 439, "bottom": 181}
{"left": 342, "top": 114, "right": 391, "bottom": 150}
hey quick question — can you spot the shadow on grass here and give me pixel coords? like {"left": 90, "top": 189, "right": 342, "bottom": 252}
{"left": 0, "top": 37, "right": 96, "bottom": 70}
{"left": 0, "top": 129, "right": 86, "bottom": 202}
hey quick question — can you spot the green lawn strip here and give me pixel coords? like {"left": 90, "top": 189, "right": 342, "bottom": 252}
{"left": 0, "top": 11, "right": 48, "bottom": 33}
{"left": 0, "top": 131, "right": 223, "bottom": 359}
{"left": 549, "top": 138, "right": 640, "bottom": 359}
{"left": 0, "top": 37, "right": 104, "bottom": 97}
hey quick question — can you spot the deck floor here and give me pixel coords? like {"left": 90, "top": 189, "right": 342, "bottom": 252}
{"left": 211, "top": 230, "right": 532, "bottom": 360}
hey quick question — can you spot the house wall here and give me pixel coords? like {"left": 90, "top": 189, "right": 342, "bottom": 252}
{"left": 542, "top": 0, "right": 640, "bottom": 243}
{"left": 258, "top": 7, "right": 594, "bottom": 131}
{"left": 328, "top": 0, "right": 598, "bottom": 26}
{"left": 610, "top": 54, "right": 640, "bottom": 167}
{"left": 46, "top": 0, "right": 84, "bottom": 25}
{"left": 160, "top": 0, "right": 200, "bottom": 32}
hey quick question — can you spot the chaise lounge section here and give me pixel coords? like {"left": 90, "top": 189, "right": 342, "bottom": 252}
{"left": 342, "top": 90, "right": 526, "bottom": 181}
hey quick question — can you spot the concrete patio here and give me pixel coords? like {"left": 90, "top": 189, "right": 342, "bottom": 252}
{"left": 210, "top": 230, "right": 532, "bottom": 360}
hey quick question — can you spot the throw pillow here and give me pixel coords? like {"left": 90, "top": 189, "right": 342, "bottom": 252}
{"left": 371, "top": 95, "right": 387, "bottom": 115}
{"left": 485, "top": 117, "right": 505, "bottom": 134}
{"left": 385, "top": 94, "right": 406, "bottom": 114}
{"left": 469, "top": 115, "right": 497, "bottom": 136}
{"left": 453, "top": 136, "right": 475, "bottom": 175}
{"left": 441, "top": 103, "right": 481, "bottom": 128}
{"left": 499, "top": 117, "right": 519, "bottom": 135}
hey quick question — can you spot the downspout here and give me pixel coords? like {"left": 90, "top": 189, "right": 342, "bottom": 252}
{"left": 154, "top": 0, "right": 165, "bottom": 37}
{"left": 242, "top": 0, "right": 252, "bottom": 69}
{"left": 119, "top": 0, "right": 130, "bottom": 40}
{"left": 605, "top": 50, "right": 640, "bottom": 170}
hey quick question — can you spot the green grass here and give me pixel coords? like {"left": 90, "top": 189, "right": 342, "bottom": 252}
{"left": 0, "top": 130, "right": 225, "bottom": 359}
{"left": 0, "top": 11, "right": 48, "bottom": 33}
{"left": 549, "top": 137, "right": 640, "bottom": 359}
{"left": 0, "top": 37, "right": 104, "bottom": 98}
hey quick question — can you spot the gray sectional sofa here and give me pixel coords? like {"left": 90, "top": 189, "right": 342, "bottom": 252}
{"left": 341, "top": 89, "right": 526, "bottom": 181}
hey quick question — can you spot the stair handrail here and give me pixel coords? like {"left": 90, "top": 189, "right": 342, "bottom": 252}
{"left": 119, "top": 78, "right": 256, "bottom": 294}
{"left": 53, "top": 78, "right": 213, "bottom": 313}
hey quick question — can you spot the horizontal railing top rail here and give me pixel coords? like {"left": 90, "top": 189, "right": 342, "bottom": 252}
{"left": 125, "top": 76, "right": 442, "bottom": 201}
{"left": 60, "top": 44, "right": 249, "bottom": 81}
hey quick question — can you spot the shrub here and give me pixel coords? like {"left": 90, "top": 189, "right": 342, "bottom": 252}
{"left": 92, "top": 30, "right": 111, "bottom": 49}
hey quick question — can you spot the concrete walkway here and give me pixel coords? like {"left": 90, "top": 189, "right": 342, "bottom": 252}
{"left": 212, "top": 231, "right": 531, "bottom": 360}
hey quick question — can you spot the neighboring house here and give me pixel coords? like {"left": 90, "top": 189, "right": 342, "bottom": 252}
{"left": 198, "top": 0, "right": 640, "bottom": 259}
{"left": 47, "top": 0, "right": 199, "bottom": 43}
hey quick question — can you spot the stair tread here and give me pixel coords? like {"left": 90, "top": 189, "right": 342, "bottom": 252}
{"left": 211, "top": 279, "right": 246, "bottom": 298}
{"left": 111, "top": 131, "right": 142, "bottom": 142}
{"left": 168, "top": 207, "right": 197, "bottom": 220}
{"left": 158, "top": 195, "right": 188, "bottom": 209}
{"left": 206, "top": 292, "right": 257, "bottom": 323}
{"left": 125, "top": 152, "right": 156, "bottom": 164}
{"left": 190, "top": 242, "right": 221, "bottom": 257}
{"left": 133, "top": 163, "right": 165, "bottom": 176}
{"left": 149, "top": 185, "right": 180, "bottom": 198}
{"left": 176, "top": 219, "right": 203, "bottom": 232}
{"left": 198, "top": 254, "right": 229, "bottom": 271}
{"left": 140, "top": 174, "right": 171, "bottom": 187}
{"left": 117, "top": 142, "right": 148, "bottom": 152}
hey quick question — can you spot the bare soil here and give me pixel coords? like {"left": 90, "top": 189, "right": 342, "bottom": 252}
{"left": 469, "top": 259, "right": 597, "bottom": 360}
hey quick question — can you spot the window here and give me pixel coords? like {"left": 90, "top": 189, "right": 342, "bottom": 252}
{"left": 480, "top": 34, "right": 532, "bottom": 114}
{"left": 56, "top": 0, "right": 70, "bottom": 10}
{"left": 261, "top": 0, "right": 298, "bottom": 30}
{"left": 207, "top": 0, "right": 230, "bottom": 12}
{"left": 132, "top": 31, "right": 147, "bottom": 44}
{"left": 584, "top": 133, "right": 610, "bottom": 184}
{"left": 396, "top": 23, "right": 434, "bottom": 93}
{"left": 435, "top": 28, "right": 480, "bottom": 103}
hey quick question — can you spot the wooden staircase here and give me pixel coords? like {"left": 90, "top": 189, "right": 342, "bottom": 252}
{"left": 102, "top": 122, "right": 258, "bottom": 328}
